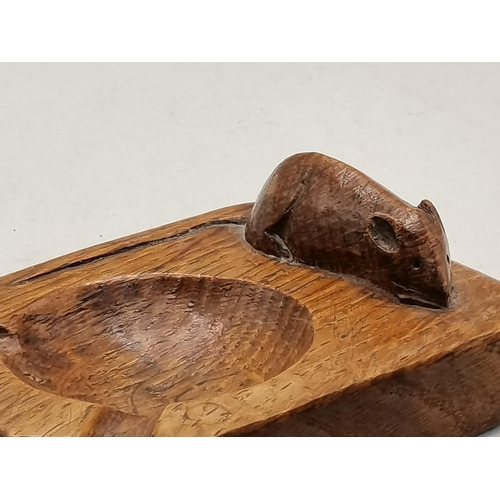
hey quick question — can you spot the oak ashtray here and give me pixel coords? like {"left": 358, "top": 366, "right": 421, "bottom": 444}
{"left": 1, "top": 152, "right": 500, "bottom": 437}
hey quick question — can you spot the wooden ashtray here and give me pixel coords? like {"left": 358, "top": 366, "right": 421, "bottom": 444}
{"left": 1, "top": 152, "right": 500, "bottom": 437}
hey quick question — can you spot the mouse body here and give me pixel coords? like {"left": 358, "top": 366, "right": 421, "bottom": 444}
{"left": 245, "top": 152, "right": 452, "bottom": 309}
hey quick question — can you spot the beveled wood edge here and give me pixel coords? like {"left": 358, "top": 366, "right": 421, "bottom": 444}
{"left": 1, "top": 202, "right": 500, "bottom": 436}
{"left": 0, "top": 202, "right": 254, "bottom": 288}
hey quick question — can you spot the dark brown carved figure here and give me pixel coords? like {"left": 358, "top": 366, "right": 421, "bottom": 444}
{"left": 245, "top": 152, "right": 452, "bottom": 309}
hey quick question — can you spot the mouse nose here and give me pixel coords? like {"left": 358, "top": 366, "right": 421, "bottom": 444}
{"left": 433, "top": 284, "right": 451, "bottom": 308}
{"left": 435, "top": 260, "right": 452, "bottom": 307}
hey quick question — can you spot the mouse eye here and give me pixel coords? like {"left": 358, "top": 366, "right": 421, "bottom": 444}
{"left": 412, "top": 259, "right": 423, "bottom": 271}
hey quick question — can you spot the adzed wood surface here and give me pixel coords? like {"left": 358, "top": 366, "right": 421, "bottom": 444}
{"left": 1, "top": 152, "right": 500, "bottom": 437}
{"left": 246, "top": 152, "right": 452, "bottom": 309}
{"left": 0, "top": 202, "right": 499, "bottom": 436}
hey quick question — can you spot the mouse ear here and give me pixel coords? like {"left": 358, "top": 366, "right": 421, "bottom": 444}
{"left": 367, "top": 214, "right": 400, "bottom": 253}
{"left": 418, "top": 199, "right": 444, "bottom": 226}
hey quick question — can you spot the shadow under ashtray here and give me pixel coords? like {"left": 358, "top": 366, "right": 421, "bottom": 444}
{"left": 0, "top": 275, "right": 314, "bottom": 415}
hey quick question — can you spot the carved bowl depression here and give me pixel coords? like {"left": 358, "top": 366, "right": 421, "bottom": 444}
{"left": 0, "top": 275, "right": 314, "bottom": 416}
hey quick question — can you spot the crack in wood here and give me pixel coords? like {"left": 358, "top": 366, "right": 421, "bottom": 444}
{"left": 13, "top": 219, "right": 245, "bottom": 285}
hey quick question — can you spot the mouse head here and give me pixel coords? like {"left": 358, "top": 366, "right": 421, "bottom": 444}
{"left": 367, "top": 199, "right": 452, "bottom": 309}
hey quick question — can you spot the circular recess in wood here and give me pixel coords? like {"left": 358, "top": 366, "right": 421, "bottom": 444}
{"left": 1, "top": 275, "right": 314, "bottom": 415}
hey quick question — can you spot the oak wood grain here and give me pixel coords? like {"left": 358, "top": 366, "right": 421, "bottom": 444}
{"left": 0, "top": 152, "right": 499, "bottom": 437}
{"left": 0, "top": 201, "right": 499, "bottom": 436}
{"left": 246, "top": 153, "right": 451, "bottom": 309}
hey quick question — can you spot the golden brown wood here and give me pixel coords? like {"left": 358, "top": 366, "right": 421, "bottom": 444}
{"left": 246, "top": 152, "right": 451, "bottom": 309}
{"left": 0, "top": 153, "right": 499, "bottom": 436}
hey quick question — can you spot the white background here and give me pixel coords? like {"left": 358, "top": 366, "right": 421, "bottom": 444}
{"left": 1, "top": 63, "right": 500, "bottom": 437}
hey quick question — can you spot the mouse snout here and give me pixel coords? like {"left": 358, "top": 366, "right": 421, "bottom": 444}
{"left": 432, "top": 281, "right": 451, "bottom": 308}
{"left": 423, "top": 256, "right": 452, "bottom": 308}
{"left": 437, "top": 259, "right": 452, "bottom": 306}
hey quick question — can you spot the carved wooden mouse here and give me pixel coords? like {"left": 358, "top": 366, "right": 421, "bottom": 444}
{"left": 245, "top": 152, "right": 452, "bottom": 309}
